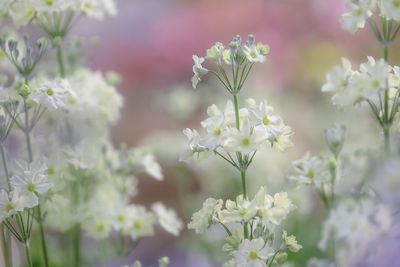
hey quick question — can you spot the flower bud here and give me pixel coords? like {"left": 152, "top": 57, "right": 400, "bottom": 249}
{"left": 18, "top": 82, "right": 30, "bottom": 98}
{"left": 247, "top": 34, "right": 255, "bottom": 46}
{"left": 158, "top": 256, "right": 170, "bottom": 267}
{"left": 324, "top": 124, "right": 346, "bottom": 157}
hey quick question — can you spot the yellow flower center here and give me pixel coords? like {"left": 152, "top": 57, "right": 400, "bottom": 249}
{"left": 46, "top": 88, "right": 54, "bottom": 96}
{"left": 47, "top": 166, "right": 56, "bottom": 175}
{"left": 97, "top": 223, "right": 106, "bottom": 232}
{"left": 44, "top": 0, "right": 54, "bottom": 6}
{"left": 4, "top": 203, "right": 13, "bottom": 213}
{"left": 394, "top": 1, "right": 400, "bottom": 8}
{"left": 213, "top": 128, "right": 221, "bottom": 136}
{"left": 306, "top": 170, "right": 315, "bottom": 179}
{"left": 263, "top": 116, "right": 270, "bottom": 125}
{"left": 26, "top": 183, "right": 36, "bottom": 193}
{"left": 371, "top": 80, "right": 380, "bottom": 88}
{"left": 117, "top": 214, "right": 125, "bottom": 222}
{"left": 249, "top": 251, "right": 258, "bottom": 260}
{"left": 241, "top": 137, "right": 250, "bottom": 147}
{"left": 133, "top": 220, "right": 142, "bottom": 230}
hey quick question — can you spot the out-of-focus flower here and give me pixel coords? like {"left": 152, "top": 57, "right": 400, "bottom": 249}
{"left": 192, "top": 55, "right": 208, "bottom": 88}
{"left": 151, "top": 202, "right": 183, "bottom": 236}
{"left": 289, "top": 152, "right": 330, "bottom": 187}
{"left": 32, "top": 79, "right": 75, "bottom": 110}
{"left": 282, "top": 231, "right": 302, "bottom": 252}
{"left": 234, "top": 238, "right": 274, "bottom": 267}
{"left": 341, "top": 0, "right": 376, "bottom": 33}
{"left": 188, "top": 198, "right": 223, "bottom": 234}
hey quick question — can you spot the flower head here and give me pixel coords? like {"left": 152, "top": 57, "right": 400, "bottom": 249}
{"left": 188, "top": 198, "right": 222, "bottom": 234}
{"left": 234, "top": 238, "right": 274, "bottom": 267}
{"left": 152, "top": 202, "right": 183, "bottom": 236}
{"left": 192, "top": 55, "right": 208, "bottom": 88}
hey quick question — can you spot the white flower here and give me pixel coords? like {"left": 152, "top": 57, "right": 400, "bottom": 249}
{"left": 200, "top": 104, "right": 229, "bottom": 150}
{"left": 151, "top": 202, "right": 183, "bottom": 236}
{"left": 341, "top": 0, "right": 376, "bottom": 33}
{"left": 322, "top": 58, "right": 353, "bottom": 93}
{"left": 234, "top": 238, "right": 274, "bottom": 267}
{"left": 140, "top": 154, "right": 163, "bottom": 181}
{"left": 68, "top": 68, "right": 123, "bottom": 129}
{"left": 220, "top": 195, "right": 258, "bottom": 223}
{"left": 8, "top": 1, "right": 36, "bottom": 28}
{"left": 83, "top": 216, "right": 113, "bottom": 240}
{"left": 180, "top": 128, "right": 210, "bottom": 162}
{"left": 289, "top": 152, "right": 330, "bottom": 187}
{"left": 79, "top": 0, "right": 117, "bottom": 20}
{"left": 242, "top": 43, "right": 269, "bottom": 63}
{"left": 318, "top": 199, "right": 392, "bottom": 252}
{"left": 10, "top": 163, "right": 52, "bottom": 196}
{"left": 206, "top": 42, "right": 225, "bottom": 63}
{"left": 350, "top": 57, "right": 390, "bottom": 100}
{"left": 158, "top": 256, "right": 170, "bottom": 267}
{"left": 32, "top": 79, "right": 74, "bottom": 110}
{"left": 381, "top": 0, "right": 400, "bottom": 21}
{"left": 265, "top": 192, "right": 295, "bottom": 225}
{"left": 0, "top": 189, "right": 37, "bottom": 221}
{"left": 188, "top": 198, "right": 222, "bottom": 234}
{"left": 282, "top": 231, "right": 302, "bottom": 252}
{"left": 224, "top": 122, "right": 267, "bottom": 154}
{"left": 124, "top": 206, "right": 156, "bottom": 240}
{"left": 29, "top": 0, "right": 72, "bottom": 13}
{"left": 191, "top": 55, "right": 208, "bottom": 88}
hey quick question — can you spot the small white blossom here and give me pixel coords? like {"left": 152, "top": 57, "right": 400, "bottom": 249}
{"left": 289, "top": 152, "right": 330, "bottom": 187}
{"left": 141, "top": 154, "right": 163, "bottom": 181}
{"left": 0, "top": 189, "right": 37, "bottom": 221}
{"left": 10, "top": 163, "right": 52, "bottom": 196}
{"left": 32, "top": 79, "right": 74, "bottom": 110}
{"left": 191, "top": 55, "right": 208, "bottom": 88}
{"left": 242, "top": 43, "right": 269, "bottom": 63}
{"left": 234, "top": 238, "right": 274, "bottom": 267}
{"left": 381, "top": 0, "right": 400, "bottom": 21}
{"left": 282, "top": 231, "right": 302, "bottom": 252}
{"left": 188, "top": 198, "right": 223, "bottom": 234}
{"left": 151, "top": 202, "right": 183, "bottom": 236}
{"left": 340, "top": 0, "right": 376, "bottom": 33}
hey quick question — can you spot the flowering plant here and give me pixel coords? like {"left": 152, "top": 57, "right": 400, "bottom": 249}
{"left": 183, "top": 35, "right": 301, "bottom": 267}
{"left": 0, "top": 1, "right": 181, "bottom": 267}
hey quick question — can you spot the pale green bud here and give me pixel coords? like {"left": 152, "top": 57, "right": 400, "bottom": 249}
{"left": 106, "top": 71, "right": 122, "bottom": 86}
{"left": 158, "top": 256, "right": 170, "bottom": 267}
{"left": 324, "top": 124, "right": 346, "bottom": 157}
{"left": 18, "top": 83, "right": 30, "bottom": 98}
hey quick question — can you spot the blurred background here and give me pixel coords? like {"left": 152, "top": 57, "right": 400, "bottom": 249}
{"left": 60, "top": 0, "right": 396, "bottom": 266}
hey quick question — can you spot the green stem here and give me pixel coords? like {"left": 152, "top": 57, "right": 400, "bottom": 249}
{"left": 23, "top": 99, "right": 33, "bottom": 163}
{"left": 0, "top": 225, "right": 12, "bottom": 267}
{"left": 72, "top": 224, "right": 81, "bottom": 267}
{"left": 0, "top": 145, "right": 10, "bottom": 190}
{"left": 240, "top": 171, "right": 247, "bottom": 200}
{"left": 232, "top": 94, "right": 250, "bottom": 239}
{"left": 383, "top": 20, "right": 391, "bottom": 154}
{"left": 56, "top": 39, "right": 65, "bottom": 78}
{"left": 24, "top": 242, "right": 33, "bottom": 267}
{"left": 37, "top": 205, "right": 50, "bottom": 267}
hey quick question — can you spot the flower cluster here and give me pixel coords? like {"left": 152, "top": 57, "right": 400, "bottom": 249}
{"left": 188, "top": 187, "right": 300, "bottom": 266}
{"left": 341, "top": 0, "right": 400, "bottom": 33}
{"left": 0, "top": 2, "right": 183, "bottom": 266}
{"left": 2, "top": 0, "right": 117, "bottom": 27}
{"left": 181, "top": 98, "right": 293, "bottom": 163}
{"left": 316, "top": 198, "right": 392, "bottom": 266}
{"left": 184, "top": 35, "right": 300, "bottom": 267}
{"left": 191, "top": 35, "right": 269, "bottom": 89}
{"left": 322, "top": 57, "right": 399, "bottom": 108}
